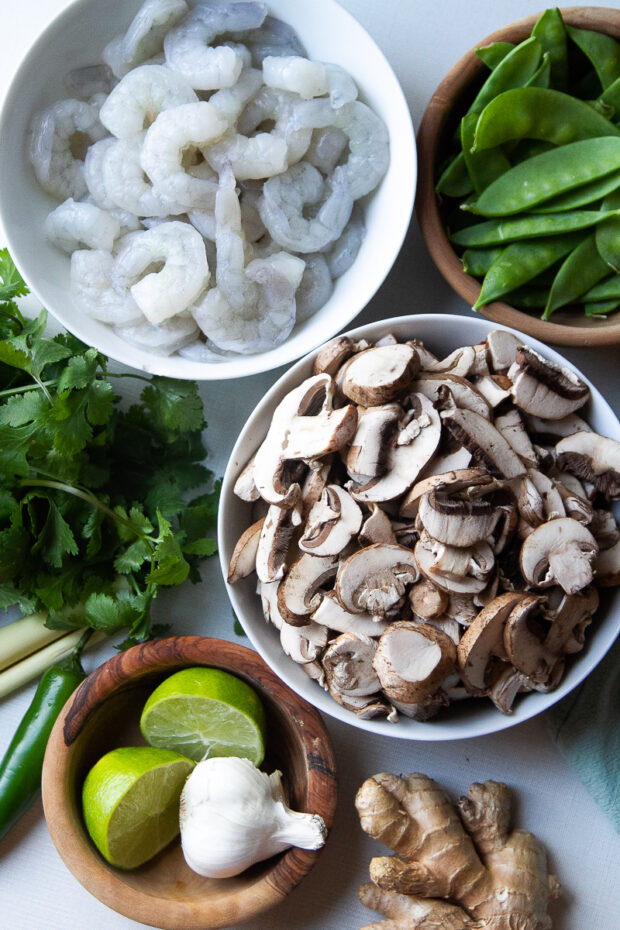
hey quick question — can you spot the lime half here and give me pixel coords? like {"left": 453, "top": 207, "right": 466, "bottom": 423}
{"left": 140, "top": 667, "right": 266, "bottom": 765}
{"left": 82, "top": 746, "right": 194, "bottom": 870}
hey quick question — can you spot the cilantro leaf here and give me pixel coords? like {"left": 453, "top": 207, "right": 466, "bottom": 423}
{"left": 32, "top": 500, "right": 79, "bottom": 567}
{"left": 0, "top": 249, "right": 29, "bottom": 301}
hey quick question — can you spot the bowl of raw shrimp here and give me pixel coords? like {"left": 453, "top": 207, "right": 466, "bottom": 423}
{"left": 0, "top": 0, "right": 416, "bottom": 379}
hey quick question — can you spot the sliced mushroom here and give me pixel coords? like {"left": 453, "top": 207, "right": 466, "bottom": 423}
{"left": 420, "top": 615, "right": 461, "bottom": 645}
{"left": 256, "top": 505, "right": 302, "bottom": 583}
{"left": 524, "top": 412, "right": 592, "bottom": 444}
{"left": 470, "top": 374, "right": 512, "bottom": 410}
{"left": 417, "top": 445, "right": 473, "bottom": 479}
{"left": 520, "top": 518, "right": 598, "bottom": 595}
{"left": 589, "top": 508, "right": 619, "bottom": 549}
{"left": 457, "top": 592, "right": 525, "bottom": 694}
{"left": 345, "top": 404, "right": 400, "bottom": 481}
{"left": 233, "top": 455, "right": 260, "bottom": 502}
{"left": 502, "top": 593, "right": 554, "bottom": 684}
{"left": 358, "top": 503, "right": 397, "bottom": 546}
{"left": 444, "top": 592, "right": 479, "bottom": 626}
{"left": 442, "top": 408, "right": 526, "bottom": 479}
{"left": 555, "top": 431, "right": 620, "bottom": 500}
{"left": 390, "top": 690, "right": 450, "bottom": 721}
{"left": 399, "top": 466, "right": 491, "bottom": 519}
{"left": 406, "top": 338, "right": 439, "bottom": 369}
{"left": 555, "top": 483, "right": 593, "bottom": 525}
{"left": 544, "top": 587, "right": 598, "bottom": 657}
{"left": 299, "top": 485, "right": 362, "bottom": 557}
{"left": 340, "top": 343, "right": 419, "bottom": 406}
{"left": 336, "top": 543, "right": 419, "bottom": 617}
{"left": 280, "top": 619, "right": 329, "bottom": 664}
{"left": 259, "top": 579, "right": 284, "bottom": 630}
{"left": 321, "top": 633, "right": 382, "bottom": 708}
{"left": 495, "top": 408, "right": 538, "bottom": 468}
{"left": 417, "top": 485, "right": 501, "bottom": 548}
{"left": 412, "top": 373, "right": 491, "bottom": 420}
{"left": 486, "top": 662, "right": 532, "bottom": 714}
{"left": 408, "top": 578, "right": 449, "bottom": 621}
{"left": 425, "top": 345, "right": 475, "bottom": 377}
{"left": 373, "top": 621, "right": 456, "bottom": 704}
{"left": 301, "top": 455, "right": 333, "bottom": 515}
{"left": 415, "top": 535, "right": 495, "bottom": 594}
{"left": 227, "top": 518, "right": 264, "bottom": 584}
{"left": 594, "top": 538, "right": 620, "bottom": 586}
{"left": 277, "top": 553, "right": 337, "bottom": 625}
{"left": 516, "top": 470, "right": 565, "bottom": 537}
{"left": 311, "top": 590, "right": 388, "bottom": 636}
{"left": 312, "top": 336, "right": 355, "bottom": 376}
{"left": 486, "top": 330, "right": 521, "bottom": 373}
{"left": 508, "top": 347, "right": 589, "bottom": 419}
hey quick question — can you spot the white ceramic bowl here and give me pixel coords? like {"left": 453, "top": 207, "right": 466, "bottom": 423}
{"left": 219, "top": 314, "right": 620, "bottom": 741}
{"left": 0, "top": 0, "right": 415, "bottom": 380}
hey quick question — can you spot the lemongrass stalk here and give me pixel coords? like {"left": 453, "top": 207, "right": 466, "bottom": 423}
{"left": 0, "top": 629, "right": 104, "bottom": 700}
{"left": 0, "top": 613, "right": 66, "bottom": 673}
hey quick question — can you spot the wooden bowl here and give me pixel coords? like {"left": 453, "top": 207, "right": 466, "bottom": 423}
{"left": 41, "top": 636, "right": 337, "bottom": 930}
{"left": 416, "top": 6, "right": 620, "bottom": 348}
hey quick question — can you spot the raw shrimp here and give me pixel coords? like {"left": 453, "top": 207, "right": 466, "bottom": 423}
{"left": 237, "top": 86, "right": 311, "bottom": 167}
{"left": 208, "top": 68, "right": 262, "bottom": 124}
{"left": 294, "top": 254, "right": 333, "bottom": 322}
{"left": 258, "top": 161, "right": 352, "bottom": 253}
{"left": 44, "top": 198, "right": 120, "bottom": 253}
{"left": 101, "top": 133, "right": 187, "bottom": 217}
{"left": 241, "top": 15, "right": 306, "bottom": 66}
{"left": 28, "top": 99, "right": 107, "bottom": 201}
{"left": 115, "top": 315, "right": 199, "bottom": 355}
{"left": 140, "top": 101, "right": 227, "bottom": 208}
{"left": 178, "top": 339, "right": 232, "bottom": 362}
{"left": 70, "top": 250, "right": 144, "bottom": 326}
{"left": 111, "top": 220, "right": 210, "bottom": 324}
{"left": 103, "top": 0, "right": 188, "bottom": 78}
{"left": 99, "top": 64, "right": 197, "bottom": 138}
{"left": 323, "top": 203, "right": 365, "bottom": 278}
{"left": 64, "top": 64, "right": 116, "bottom": 98}
{"left": 188, "top": 209, "right": 216, "bottom": 239}
{"left": 305, "top": 127, "right": 348, "bottom": 175}
{"left": 262, "top": 57, "right": 357, "bottom": 107}
{"left": 239, "top": 186, "right": 266, "bottom": 242}
{"left": 293, "top": 99, "right": 389, "bottom": 200}
{"left": 163, "top": 1, "right": 267, "bottom": 90}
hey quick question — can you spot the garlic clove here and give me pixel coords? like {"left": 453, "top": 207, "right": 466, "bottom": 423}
{"left": 179, "top": 757, "right": 327, "bottom": 879}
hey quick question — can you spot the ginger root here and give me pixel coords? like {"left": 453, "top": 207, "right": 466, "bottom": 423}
{"left": 355, "top": 773, "right": 560, "bottom": 930}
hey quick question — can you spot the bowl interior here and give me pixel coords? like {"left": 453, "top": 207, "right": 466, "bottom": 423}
{"left": 415, "top": 7, "right": 620, "bottom": 346}
{"left": 0, "top": 0, "right": 416, "bottom": 379}
{"left": 219, "top": 314, "right": 620, "bottom": 741}
{"left": 42, "top": 637, "right": 337, "bottom": 929}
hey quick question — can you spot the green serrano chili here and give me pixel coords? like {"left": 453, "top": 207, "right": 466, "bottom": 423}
{"left": 0, "top": 645, "right": 86, "bottom": 842}
{"left": 461, "top": 246, "right": 505, "bottom": 277}
{"left": 542, "top": 233, "right": 610, "bottom": 319}
{"left": 467, "top": 138, "right": 620, "bottom": 216}
{"left": 460, "top": 112, "right": 511, "bottom": 195}
{"left": 532, "top": 169, "right": 620, "bottom": 213}
{"left": 472, "top": 87, "right": 620, "bottom": 152}
{"left": 566, "top": 24, "right": 620, "bottom": 90}
{"left": 467, "top": 36, "right": 543, "bottom": 116}
{"left": 473, "top": 232, "right": 584, "bottom": 308}
{"left": 531, "top": 7, "right": 568, "bottom": 89}
{"left": 451, "top": 209, "right": 619, "bottom": 247}
{"left": 475, "top": 41, "right": 516, "bottom": 71}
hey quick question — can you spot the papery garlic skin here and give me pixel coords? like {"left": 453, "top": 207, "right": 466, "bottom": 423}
{"left": 179, "top": 756, "right": 327, "bottom": 878}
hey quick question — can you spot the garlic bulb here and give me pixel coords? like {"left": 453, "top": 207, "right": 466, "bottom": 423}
{"left": 179, "top": 756, "right": 327, "bottom": 878}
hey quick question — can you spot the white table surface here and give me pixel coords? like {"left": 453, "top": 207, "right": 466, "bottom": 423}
{"left": 1, "top": 1, "right": 620, "bottom": 929}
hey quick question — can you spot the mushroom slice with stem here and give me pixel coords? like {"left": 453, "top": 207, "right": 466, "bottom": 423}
{"left": 520, "top": 518, "right": 598, "bottom": 595}
{"left": 277, "top": 553, "right": 337, "bottom": 626}
{"left": 340, "top": 343, "right": 419, "bottom": 406}
{"left": 227, "top": 518, "right": 264, "bottom": 584}
{"left": 372, "top": 620, "right": 457, "bottom": 704}
{"left": 443, "top": 408, "right": 526, "bottom": 480}
{"left": 457, "top": 592, "right": 529, "bottom": 695}
{"left": 470, "top": 374, "right": 512, "bottom": 410}
{"left": 415, "top": 535, "right": 495, "bottom": 595}
{"left": 503, "top": 593, "right": 564, "bottom": 685}
{"left": 233, "top": 454, "right": 260, "bottom": 502}
{"left": 255, "top": 504, "right": 302, "bottom": 583}
{"left": 507, "top": 347, "right": 589, "bottom": 419}
{"left": 345, "top": 404, "right": 400, "bottom": 482}
{"left": 399, "top": 466, "right": 490, "bottom": 520}
{"left": 486, "top": 330, "right": 521, "bottom": 373}
{"left": 280, "top": 619, "right": 329, "bottom": 665}
{"left": 312, "top": 335, "right": 356, "bottom": 376}
{"left": 301, "top": 455, "right": 333, "bottom": 515}
{"left": 412, "top": 373, "right": 491, "bottom": 421}
{"left": 555, "top": 431, "right": 620, "bottom": 501}
{"left": 424, "top": 345, "right": 475, "bottom": 377}
{"left": 299, "top": 484, "right": 362, "bottom": 557}
{"left": 311, "top": 590, "right": 388, "bottom": 637}
{"left": 543, "top": 587, "right": 598, "bottom": 657}
{"left": 408, "top": 578, "right": 449, "bottom": 621}
{"left": 253, "top": 373, "right": 357, "bottom": 505}
{"left": 516, "top": 470, "right": 566, "bottom": 537}
{"left": 321, "top": 632, "right": 382, "bottom": 709}
{"left": 495, "top": 408, "right": 538, "bottom": 469}
{"left": 352, "top": 394, "right": 441, "bottom": 503}
{"left": 486, "top": 662, "right": 533, "bottom": 714}
{"left": 336, "top": 543, "right": 419, "bottom": 617}
{"left": 417, "top": 484, "right": 502, "bottom": 548}
{"left": 358, "top": 503, "right": 397, "bottom": 547}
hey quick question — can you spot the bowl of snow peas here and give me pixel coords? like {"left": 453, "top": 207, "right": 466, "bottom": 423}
{"left": 416, "top": 6, "right": 620, "bottom": 347}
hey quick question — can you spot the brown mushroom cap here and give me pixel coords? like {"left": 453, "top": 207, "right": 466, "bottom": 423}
{"left": 312, "top": 336, "right": 356, "bottom": 376}
{"left": 373, "top": 620, "right": 456, "bottom": 704}
{"left": 508, "top": 347, "right": 589, "bottom": 420}
{"left": 519, "top": 518, "right": 598, "bottom": 595}
{"left": 457, "top": 592, "right": 525, "bottom": 694}
{"left": 555, "top": 431, "right": 620, "bottom": 500}
{"left": 341, "top": 343, "right": 419, "bottom": 406}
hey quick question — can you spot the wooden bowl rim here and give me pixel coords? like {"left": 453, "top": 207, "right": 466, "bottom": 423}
{"left": 416, "top": 6, "right": 620, "bottom": 348}
{"left": 41, "top": 635, "right": 338, "bottom": 930}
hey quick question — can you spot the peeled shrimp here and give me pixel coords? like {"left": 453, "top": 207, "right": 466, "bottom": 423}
{"left": 209, "top": 69, "right": 263, "bottom": 124}
{"left": 64, "top": 64, "right": 116, "bottom": 98}
{"left": 262, "top": 57, "right": 357, "bottom": 107}
{"left": 324, "top": 204, "right": 365, "bottom": 278}
{"left": 45, "top": 198, "right": 120, "bottom": 253}
{"left": 295, "top": 254, "right": 333, "bottom": 322}
{"left": 241, "top": 14, "right": 306, "bottom": 66}
{"left": 103, "top": 0, "right": 189, "bottom": 78}
{"left": 237, "top": 86, "right": 311, "bottom": 167}
{"left": 111, "top": 221, "right": 210, "bottom": 324}
{"left": 259, "top": 161, "right": 352, "bottom": 253}
{"left": 99, "top": 64, "right": 197, "bottom": 138}
{"left": 115, "top": 315, "right": 199, "bottom": 355}
{"left": 101, "top": 133, "right": 186, "bottom": 217}
{"left": 305, "top": 127, "right": 348, "bottom": 175}
{"left": 71, "top": 249, "right": 144, "bottom": 326}
{"left": 140, "top": 101, "right": 227, "bottom": 209}
{"left": 83, "top": 137, "right": 117, "bottom": 209}
{"left": 163, "top": 1, "right": 267, "bottom": 90}
{"left": 29, "top": 99, "right": 107, "bottom": 201}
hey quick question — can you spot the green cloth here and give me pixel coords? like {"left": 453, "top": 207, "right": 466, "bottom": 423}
{"left": 546, "top": 637, "right": 620, "bottom": 832}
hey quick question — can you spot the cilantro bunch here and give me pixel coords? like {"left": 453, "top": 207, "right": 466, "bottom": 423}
{"left": 0, "top": 250, "right": 218, "bottom": 649}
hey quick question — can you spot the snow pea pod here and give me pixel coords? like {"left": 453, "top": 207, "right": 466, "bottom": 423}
{"left": 542, "top": 233, "right": 610, "bottom": 319}
{"left": 532, "top": 168, "right": 620, "bottom": 213}
{"left": 461, "top": 246, "right": 504, "bottom": 276}
{"left": 601, "top": 75, "right": 620, "bottom": 116}
{"left": 582, "top": 275, "right": 620, "bottom": 301}
{"left": 596, "top": 189, "right": 620, "bottom": 271}
{"left": 460, "top": 113, "right": 511, "bottom": 195}
{"left": 566, "top": 24, "right": 620, "bottom": 90}
{"left": 467, "top": 36, "right": 543, "bottom": 117}
{"left": 526, "top": 53, "right": 552, "bottom": 90}
{"left": 531, "top": 7, "right": 568, "bottom": 89}
{"left": 451, "top": 209, "right": 618, "bottom": 247}
{"left": 475, "top": 41, "right": 515, "bottom": 71}
{"left": 435, "top": 151, "right": 474, "bottom": 197}
{"left": 584, "top": 299, "right": 620, "bottom": 316}
{"left": 472, "top": 87, "right": 620, "bottom": 151}
{"left": 505, "top": 284, "right": 549, "bottom": 308}
{"left": 468, "top": 138, "right": 620, "bottom": 217}
{"left": 473, "top": 232, "right": 584, "bottom": 308}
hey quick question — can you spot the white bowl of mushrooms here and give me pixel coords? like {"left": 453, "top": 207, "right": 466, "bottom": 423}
{"left": 219, "top": 315, "right": 620, "bottom": 739}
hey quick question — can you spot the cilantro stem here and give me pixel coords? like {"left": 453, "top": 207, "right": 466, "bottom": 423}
{"left": 0, "top": 381, "right": 54, "bottom": 398}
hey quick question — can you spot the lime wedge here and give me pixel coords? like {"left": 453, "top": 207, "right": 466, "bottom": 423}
{"left": 140, "top": 667, "right": 266, "bottom": 766}
{"left": 82, "top": 746, "right": 194, "bottom": 870}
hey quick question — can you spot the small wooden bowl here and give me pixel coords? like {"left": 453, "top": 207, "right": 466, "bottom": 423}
{"left": 41, "top": 636, "right": 337, "bottom": 930}
{"left": 416, "top": 6, "right": 620, "bottom": 348}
